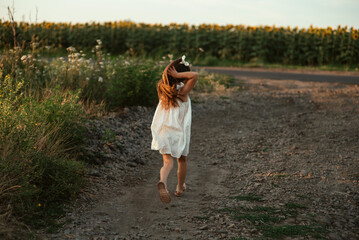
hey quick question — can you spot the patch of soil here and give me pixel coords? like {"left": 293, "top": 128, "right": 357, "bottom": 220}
{"left": 37, "top": 77, "right": 359, "bottom": 240}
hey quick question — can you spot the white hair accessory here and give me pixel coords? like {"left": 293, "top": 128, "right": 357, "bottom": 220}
{"left": 181, "top": 55, "right": 189, "bottom": 66}
{"left": 176, "top": 82, "right": 185, "bottom": 90}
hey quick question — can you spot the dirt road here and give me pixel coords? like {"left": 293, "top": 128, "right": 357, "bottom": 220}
{"left": 38, "top": 77, "right": 359, "bottom": 240}
{"left": 195, "top": 66, "right": 359, "bottom": 84}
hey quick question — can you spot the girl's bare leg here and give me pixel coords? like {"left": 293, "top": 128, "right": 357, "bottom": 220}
{"left": 158, "top": 154, "right": 174, "bottom": 203}
{"left": 159, "top": 154, "right": 174, "bottom": 189}
{"left": 176, "top": 155, "right": 187, "bottom": 195}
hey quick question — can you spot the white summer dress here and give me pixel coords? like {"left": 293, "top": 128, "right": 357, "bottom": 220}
{"left": 151, "top": 82, "right": 191, "bottom": 158}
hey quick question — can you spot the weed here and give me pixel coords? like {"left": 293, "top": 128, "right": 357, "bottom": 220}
{"left": 102, "top": 128, "right": 116, "bottom": 143}
{"left": 285, "top": 202, "right": 307, "bottom": 209}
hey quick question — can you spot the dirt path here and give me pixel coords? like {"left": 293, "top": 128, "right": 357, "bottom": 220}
{"left": 38, "top": 77, "right": 359, "bottom": 240}
{"left": 195, "top": 66, "right": 359, "bottom": 84}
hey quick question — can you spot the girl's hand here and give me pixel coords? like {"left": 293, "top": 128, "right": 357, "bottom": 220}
{"left": 167, "top": 66, "right": 179, "bottom": 78}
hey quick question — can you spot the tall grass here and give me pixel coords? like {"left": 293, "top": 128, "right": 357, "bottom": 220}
{"left": 0, "top": 64, "right": 87, "bottom": 236}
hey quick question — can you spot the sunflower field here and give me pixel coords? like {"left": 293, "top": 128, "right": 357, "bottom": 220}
{"left": 1, "top": 21, "right": 358, "bottom": 66}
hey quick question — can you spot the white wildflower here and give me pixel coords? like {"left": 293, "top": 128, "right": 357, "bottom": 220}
{"left": 86, "top": 77, "right": 90, "bottom": 81}
{"left": 98, "top": 76, "right": 103, "bottom": 82}
{"left": 199, "top": 47, "right": 204, "bottom": 52}
{"left": 67, "top": 46, "right": 76, "bottom": 52}
{"left": 31, "top": 42, "right": 39, "bottom": 48}
{"left": 21, "top": 55, "right": 27, "bottom": 61}
{"left": 96, "top": 39, "right": 102, "bottom": 45}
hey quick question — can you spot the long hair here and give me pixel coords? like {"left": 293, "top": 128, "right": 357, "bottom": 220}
{"left": 157, "top": 57, "right": 191, "bottom": 109}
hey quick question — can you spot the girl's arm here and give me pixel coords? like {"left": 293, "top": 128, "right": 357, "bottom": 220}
{"left": 167, "top": 66, "right": 198, "bottom": 96}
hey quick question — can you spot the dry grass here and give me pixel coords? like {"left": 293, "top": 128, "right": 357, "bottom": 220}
{"left": 80, "top": 98, "right": 107, "bottom": 118}
{"left": 0, "top": 174, "right": 31, "bottom": 240}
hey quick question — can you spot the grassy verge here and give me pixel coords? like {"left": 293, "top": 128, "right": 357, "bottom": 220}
{"left": 0, "top": 71, "right": 87, "bottom": 238}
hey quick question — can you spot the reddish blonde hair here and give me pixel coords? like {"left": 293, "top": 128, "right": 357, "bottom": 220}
{"left": 157, "top": 57, "right": 191, "bottom": 109}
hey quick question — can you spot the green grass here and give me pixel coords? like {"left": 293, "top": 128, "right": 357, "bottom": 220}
{"left": 233, "top": 194, "right": 263, "bottom": 202}
{"left": 234, "top": 213, "right": 283, "bottom": 224}
{"left": 258, "top": 224, "right": 327, "bottom": 239}
{"left": 295, "top": 194, "right": 310, "bottom": 199}
{"left": 285, "top": 202, "right": 307, "bottom": 209}
{"left": 220, "top": 96, "right": 230, "bottom": 99}
{"left": 102, "top": 128, "right": 116, "bottom": 143}
{"left": 218, "top": 198, "right": 328, "bottom": 239}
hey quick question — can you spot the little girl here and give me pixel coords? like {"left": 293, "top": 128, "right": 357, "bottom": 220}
{"left": 151, "top": 56, "right": 198, "bottom": 204}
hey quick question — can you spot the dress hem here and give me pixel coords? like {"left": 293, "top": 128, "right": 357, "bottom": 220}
{"left": 151, "top": 148, "right": 188, "bottom": 158}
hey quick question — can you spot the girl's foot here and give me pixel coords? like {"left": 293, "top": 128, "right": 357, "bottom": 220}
{"left": 157, "top": 181, "right": 171, "bottom": 204}
{"left": 174, "top": 183, "right": 186, "bottom": 197}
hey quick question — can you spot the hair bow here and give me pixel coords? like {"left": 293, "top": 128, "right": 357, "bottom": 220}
{"left": 181, "top": 55, "right": 189, "bottom": 66}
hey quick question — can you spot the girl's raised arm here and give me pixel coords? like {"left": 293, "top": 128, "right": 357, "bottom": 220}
{"left": 167, "top": 66, "right": 198, "bottom": 97}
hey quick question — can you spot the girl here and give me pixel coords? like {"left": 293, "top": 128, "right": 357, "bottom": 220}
{"left": 151, "top": 56, "right": 198, "bottom": 204}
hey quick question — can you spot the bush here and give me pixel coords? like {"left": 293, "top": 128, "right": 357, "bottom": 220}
{"left": 104, "top": 57, "right": 162, "bottom": 108}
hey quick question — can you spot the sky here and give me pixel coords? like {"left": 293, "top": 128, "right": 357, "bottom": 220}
{"left": 1, "top": 0, "right": 359, "bottom": 29}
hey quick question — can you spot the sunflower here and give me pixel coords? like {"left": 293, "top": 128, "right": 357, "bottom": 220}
{"left": 353, "top": 33, "right": 359, "bottom": 40}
